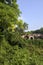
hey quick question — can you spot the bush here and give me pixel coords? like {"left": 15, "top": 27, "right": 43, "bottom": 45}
{"left": 0, "top": 38, "right": 30, "bottom": 65}
{"left": 5, "top": 32, "right": 27, "bottom": 48}
{"left": 25, "top": 39, "right": 43, "bottom": 48}
{"left": 0, "top": 32, "right": 43, "bottom": 65}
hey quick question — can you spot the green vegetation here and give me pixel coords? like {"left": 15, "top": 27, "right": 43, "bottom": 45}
{"left": 0, "top": 34, "right": 43, "bottom": 65}
{"left": 32, "top": 27, "right": 43, "bottom": 34}
{"left": 0, "top": 0, "right": 43, "bottom": 65}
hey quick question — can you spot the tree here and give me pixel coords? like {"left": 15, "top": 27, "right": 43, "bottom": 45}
{"left": 15, "top": 19, "right": 28, "bottom": 34}
{"left": 23, "top": 22, "right": 28, "bottom": 30}
{"left": 0, "top": 0, "right": 21, "bottom": 34}
{"left": 32, "top": 27, "right": 43, "bottom": 34}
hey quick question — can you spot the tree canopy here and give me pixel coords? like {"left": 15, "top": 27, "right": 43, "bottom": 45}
{"left": 0, "top": 0, "right": 21, "bottom": 34}
{"left": 32, "top": 27, "right": 43, "bottom": 34}
{"left": 0, "top": 0, "right": 28, "bottom": 35}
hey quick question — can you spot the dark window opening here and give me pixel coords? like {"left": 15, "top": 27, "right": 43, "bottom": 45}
{"left": 30, "top": 37, "right": 33, "bottom": 40}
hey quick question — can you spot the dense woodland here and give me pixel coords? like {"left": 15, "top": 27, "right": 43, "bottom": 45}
{"left": 0, "top": 0, "right": 43, "bottom": 65}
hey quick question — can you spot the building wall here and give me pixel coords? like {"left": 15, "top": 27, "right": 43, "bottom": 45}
{"left": 21, "top": 34, "right": 43, "bottom": 40}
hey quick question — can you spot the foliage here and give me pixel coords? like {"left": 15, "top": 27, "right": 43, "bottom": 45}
{"left": 0, "top": 0, "right": 21, "bottom": 34}
{"left": 5, "top": 31, "right": 27, "bottom": 48}
{"left": 0, "top": 0, "right": 43, "bottom": 65}
{"left": 0, "top": 0, "right": 28, "bottom": 34}
{"left": 0, "top": 34, "right": 43, "bottom": 65}
{"left": 32, "top": 27, "right": 43, "bottom": 34}
{"left": 15, "top": 19, "right": 28, "bottom": 34}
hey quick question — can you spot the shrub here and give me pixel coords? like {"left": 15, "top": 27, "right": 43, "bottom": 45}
{"left": 0, "top": 38, "right": 30, "bottom": 65}
{"left": 5, "top": 32, "right": 27, "bottom": 48}
{"left": 0, "top": 32, "right": 43, "bottom": 65}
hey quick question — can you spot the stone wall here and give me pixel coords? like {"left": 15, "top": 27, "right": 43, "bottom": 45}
{"left": 21, "top": 34, "right": 43, "bottom": 40}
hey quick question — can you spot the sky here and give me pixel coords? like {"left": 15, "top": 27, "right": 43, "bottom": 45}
{"left": 17, "top": 0, "right": 43, "bottom": 31}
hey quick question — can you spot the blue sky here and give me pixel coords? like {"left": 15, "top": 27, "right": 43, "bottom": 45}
{"left": 17, "top": 0, "right": 43, "bottom": 31}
